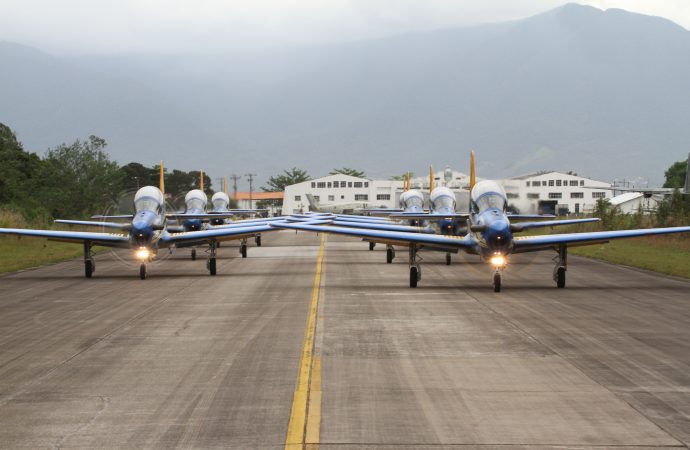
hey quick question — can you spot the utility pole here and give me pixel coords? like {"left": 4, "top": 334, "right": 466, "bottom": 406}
{"left": 230, "top": 174, "right": 241, "bottom": 200}
{"left": 245, "top": 173, "right": 257, "bottom": 209}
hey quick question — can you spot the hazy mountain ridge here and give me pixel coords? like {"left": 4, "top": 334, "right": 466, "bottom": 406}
{"left": 2, "top": 3, "right": 689, "bottom": 186}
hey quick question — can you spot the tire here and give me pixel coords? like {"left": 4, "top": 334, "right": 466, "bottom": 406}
{"left": 84, "top": 260, "right": 93, "bottom": 278}
{"left": 255, "top": 235, "right": 262, "bottom": 247}
{"left": 191, "top": 249, "right": 196, "bottom": 261}
{"left": 139, "top": 263, "right": 147, "bottom": 280}
{"left": 409, "top": 266, "right": 418, "bottom": 288}
{"left": 241, "top": 245, "right": 247, "bottom": 258}
{"left": 386, "top": 248, "right": 394, "bottom": 264}
{"left": 445, "top": 253, "right": 451, "bottom": 266}
{"left": 369, "top": 242, "right": 375, "bottom": 251}
{"left": 493, "top": 273, "right": 501, "bottom": 292}
{"left": 209, "top": 258, "right": 216, "bottom": 276}
{"left": 556, "top": 267, "right": 566, "bottom": 288}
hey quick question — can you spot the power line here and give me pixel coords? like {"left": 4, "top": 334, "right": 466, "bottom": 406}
{"left": 230, "top": 174, "right": 241, "bottom": 200}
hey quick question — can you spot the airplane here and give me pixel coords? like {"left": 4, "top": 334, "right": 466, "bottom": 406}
{"left": 305, "top": 194, "right": 372, "bottom": 215}
{"left": 1, "top": 163, "right": 318, "bottom": 279}
{"left": 270, "top": 152, "right": 690, "bottom": 292}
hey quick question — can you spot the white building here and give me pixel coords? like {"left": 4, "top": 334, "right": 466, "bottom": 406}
{"left": 501, "top": 171, "right": 612, "bottom": 215}
{"left": 610, "top": 192, "right": 663, "bottom": 214}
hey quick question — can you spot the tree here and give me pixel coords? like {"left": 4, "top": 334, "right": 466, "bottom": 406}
{"left": 121, "top": 162, "right": 158, "bottom": 191}
{"left": 262, "top": 167, "right": 310, "bottom": 192}
{"left": 663, "top": 160, "right": 687, "bottom": 188}
{"left": 390, "top": 172, "right": 414, "bottom": 181}
{"left": 330, "top": 167, "right": 365, "bottom": 178}
{"left": 0, "top": 123, "right": 44, "bottom": 209}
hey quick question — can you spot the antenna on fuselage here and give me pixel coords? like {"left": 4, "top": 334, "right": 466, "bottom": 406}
{"left": 429, "top": 165, "right": 434, "bottom": 192}
{"left": 470, "top": 150, "right": 476, "bottom": 193}
{"left": 159, "top": 160, "right": 165, "bottom": 195}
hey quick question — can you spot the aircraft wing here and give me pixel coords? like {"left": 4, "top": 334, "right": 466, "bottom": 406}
{"left": 388, "top": 213, "right": 470, "bottom": 220}
{"left": 167, "top": 213, "right": 236, "bottom": 220}
{"left": 91, "top": 214, "right": 134, "bottom": 220}
{"left": 0, "top": 228, "right": 130, "bottom": 247}
{"left": 331, "top": 220, "right": 434, "bottom": 233}
{"left": 513, "top": 226, "right": 690, "bottom": 253}
{"left": 511, "top": 218, "right": 600, "bottom": 231}
{"left": 271, "top": 222, "right": 476, "bottom": 249}
{"left": 55, "top": 219, "right": 132, "bottom": 230}
{"left": 506, "top": 214, "right": 556, "bottom": 221}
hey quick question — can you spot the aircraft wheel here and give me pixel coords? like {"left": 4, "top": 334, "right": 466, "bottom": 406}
{"left": 369, "top": 242, "right": 375, "bottom": 251}
{"left": 255, "top": 235, "right": 262, "bottom": 247}
{"left": 409, "top": 266, "right": 418, "bottom": 288}
{"left": 139, "top": 263, "right": 147, "bottom": 280}
{"left": 446, "top": 253, "right": 451, "bottom": 266}
{"left": 556, "top": 267, "right": 566, "bottom": 288}
{"left": 84, "top": 260, "right": 93, "bottom": 278}
{"left": 217, "top": 242, "right": 221, "bottom": 247}
{"left": 386, "top": 248, "right": 394, "bottom": 264}
{"left": 241, "top": 244, "right": 247, "bottom": 258}
{"left": 493, "top": 272, "right": 501, "bottom": 292}
{"left": 209, "top": 258, "right": 217, "bottom": 276}
{"left": 191, "top": 249, "right": 196, "bottom": 261}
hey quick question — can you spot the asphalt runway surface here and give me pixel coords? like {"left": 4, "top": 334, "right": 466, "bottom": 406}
{"left": 0, "top": 230, "right": 689, "bottom": 449}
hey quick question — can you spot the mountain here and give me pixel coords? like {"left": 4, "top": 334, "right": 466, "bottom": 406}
{"left": 2, "top": 3, "right": 690, "bottom": 187}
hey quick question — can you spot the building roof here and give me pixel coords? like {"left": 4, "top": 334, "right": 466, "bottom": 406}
{"left": 234, "top": 191, "right": 284, "bottom": 201}
{"left": 610, "top": 192, "right": 643, "bottom": 206}
{"left": 510, "top": 171, "right": 603, "bottom": 181}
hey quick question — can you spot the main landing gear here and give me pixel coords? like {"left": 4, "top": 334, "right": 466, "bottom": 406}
{"left": 369, "top": 242, "right": 376, "bottom": 251}
{"left": 255, "top": 235, "right": 262, "bottom": 247}
{"left": 446, "top": 253, "right": 452, "bottom": 266}
{"left": 191, "top": 248, "right": 197, "bottom": 260}
{"left": 386, "top": 245, "right": 395, "bottom": 264}
{"left": 553, "top": 244, "right": 567, "bottom": 288}
{"left": 83, "top": 241, "right": 95, "bottom": 278}
{"left": 493, "top": 271, "right": 501, "bottom": 292}
{"left": 240, "top": 238, "right": 248, "bottom": 258}
{"left": 408, "top": 244, "right": 421, "bottom": 288}
{"left": 207, "top": 240, "right": 217, "bottom": 276}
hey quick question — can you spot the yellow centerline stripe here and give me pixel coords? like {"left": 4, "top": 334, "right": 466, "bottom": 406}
{"left": 285, "top": 235, "right": 325, "bottom": 450}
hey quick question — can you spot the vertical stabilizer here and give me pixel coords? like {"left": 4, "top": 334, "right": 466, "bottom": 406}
{"left": 685, "top": 152, "right": 690, "bottom": 194}
{"left": 470, "top": 150, "right": 476, "bottom": 192}
{"left": 159, "top": 160, "right": 165, "bottom": 195}
{"left": 429, "top": 166, "right": 435, "bottom": 192}
{"left": 224, "top": 176, "right": 228, "bottom": 194}
{"left": 200, "top": 170, "right": 204, "bottom": 191}
{"left": 306, "top": 194, "right": 319, "bottom": 211}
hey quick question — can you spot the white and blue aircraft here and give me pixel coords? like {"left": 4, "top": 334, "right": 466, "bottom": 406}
{"left": 271, "top": 154, "right": 690, "bottom": 292}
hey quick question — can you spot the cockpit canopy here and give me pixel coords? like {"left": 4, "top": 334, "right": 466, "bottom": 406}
{"left": 185, "top": 189, "right": 208, "bottom": 211}
{"left": 134, "top": 186, "right": 164, "bottom": 213}
{"left": 430, "top": 187, "right": 456, "bottom": 210}
{"left": 211, "top": 192, "right": 230, "bottom": 210}
{"left": 400, "top": 190, "right": 424, "bottom": 209}
{"left": 471, "top": 180, "right": 507, "bottom": 212}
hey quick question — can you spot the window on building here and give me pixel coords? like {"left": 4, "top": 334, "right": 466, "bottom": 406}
{"left": 348, "top": 182, "right": 352, "bottom": 188}
{"left": 556, "top": 180, "right": 562, "bottom": 186}
{"left": 328, "top": 195, "right": 335, "bottom": 201}
{"left": 353, "top": 182, "right": 363, "bottom": 188}
{"left": 364, "top": 182, "right": 369, "bottom": 188}
{"left": 376, "top": 194, "right": 391, "bottom": 201}
{"left": 526, "top": 181, "right": 530, "bottom": 187}
{"left": 548, "top": 192, "right": 562, "bottom": 199}
{"left": 355, "top": 194, "right": 368, "bottom": 201}
{"left": 570, "top": 192, "right": 584, "bottom": 199}
{"left": 549, "top": 180, "right": 554, "bottom": 186}
{"left": 532, "top": 181, "right": 540, "bottom": 187}
{"left": 311, "top": 182, "right": 315, "bottom": 188}
{"left": 563, "top": 180, "right": 568, "bottom": 186}
{"left": 341, "top": 195, "right": 345, "bottom": 200}
{"left": 327, "top": 182, "right": 331, "bottom": 188}
{"left": 331, "top": 181, "right": 338, "bottom": 188}
{"left": 313, "top": 196, "right": 320, "bottom": 202}
{"left": 592, "top": 192, "right": 606, "bottom": 199}
{"left": 317, "top": 182, "right": 326, "bottom": 188}
{"left": 574, "top": 203, "right": 580, "bottom": 214}
{"left": 527, "top": 193, "right": 540, "bottom": 199}
{"left": 569, "top": 180, "right": 578, "bottom": 186}
{"left": 506, "top": 193, "right": 519, "bottom": 199}
{"left": 580, "top": 180, "right": 584, "bottom": 186}
{"left": 294, "top": 195, "right": 301, "bottom": 201}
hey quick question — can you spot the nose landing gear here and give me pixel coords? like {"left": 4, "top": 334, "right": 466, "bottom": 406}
{"left": 83, "top": 242, "right": 95, "bottom": 278}
{"left": 139, "top": 263, "right": 147, "bottom": 280}
{"left": 409, "top": 244, "right": 421, "bottom": 288}
{"left": 207, "top": 240, "right": 217, "bottom": 276}
{"left": 493, "top": 271, "right": 502, "bottom": 292}
{"left": 386, "top": 245, "right": 395, "bottom": 264}
{"left": 553, "top": 244, "right": 567, "bottom": 288}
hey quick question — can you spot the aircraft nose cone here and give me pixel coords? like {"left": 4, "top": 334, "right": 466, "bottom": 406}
{"left": 131, "top": 216, "right": 154, "bottom": 246}
{"left": 486, "top": 220, "right": 511, "bottom": 252}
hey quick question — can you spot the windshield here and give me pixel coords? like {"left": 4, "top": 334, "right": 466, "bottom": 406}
{"left": 404, "top": 196, "right": 423, "bottom": 209}
{"left": 212, "top": 198, "right": 228, "bottom": 209}
{"left": 434, "top": 195, "right": 455, "bottom": 209}
{"left": 135, "top": 196, "right": 161, "bottom": 213}
{"left": 474, "top": 193, "right": 506, "bottom": 212}
{"left": 187, "top": 198, "right": 206, "bottom": 211}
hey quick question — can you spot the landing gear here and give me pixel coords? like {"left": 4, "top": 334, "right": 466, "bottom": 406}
{"left": 445, "top": 253, "right": 452, "bottom": 266}
{"left": 493, "top": 272, "right": 502, "bottom": 292}
{"left": 240, "top": 239, "right": 248, "bottom": 258}
{"left": 191, "top": 248, "right": 196, "bottom": 260}
{"left": 207, "top": 241, "right": 217, "bottom": 276}
{"left": 369, "top": 242, "right": 376, "bottom": 251}
{"left": 408, "top": 244, "right": 421, "bottom": 288}
{"left": 83, "top": 241, "right": 95, "bottom": 278}
{"left": 139, "top": 263, "right": 147, "bottom": 280}
{"left": 386, "top": 246, "right": 395, "bottom": 264}
{"left": 553, "top": 244, "right": 567, "bottom": 288}
{"left": 255, "top": 235, "right": 262, "bottom": 247}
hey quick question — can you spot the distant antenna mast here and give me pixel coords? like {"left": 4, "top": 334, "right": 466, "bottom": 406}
{"left": 230, "top": 174, "right": 241, "bottom": 199}
{"left": 245, "top": 173, "right": 257, "bottom": 208}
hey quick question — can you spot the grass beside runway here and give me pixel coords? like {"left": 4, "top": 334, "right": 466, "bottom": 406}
{"left": 0, "top": 236, "right": 90, "bottom": 273}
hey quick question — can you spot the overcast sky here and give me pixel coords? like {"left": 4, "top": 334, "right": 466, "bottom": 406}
{"left": 1, "top": 0, "right": 688, "bottom": 54}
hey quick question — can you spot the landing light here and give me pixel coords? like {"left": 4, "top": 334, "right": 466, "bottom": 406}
{"left": 490, "top": 255, "right": 506, "bottom": 267}
{"left": 136, "top": 248, "right": 150, "bottom": 260}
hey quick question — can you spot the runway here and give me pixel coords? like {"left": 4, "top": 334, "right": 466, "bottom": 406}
{"left": 0, "top": 230, "right": 689, "bottom": 449}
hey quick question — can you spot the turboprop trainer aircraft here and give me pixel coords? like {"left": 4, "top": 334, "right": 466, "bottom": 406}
{"left": 0, "top": 164, "right": 293, "bottom": 279}
{"left": 271, "top": 152, "right": 690, "bottom": 292}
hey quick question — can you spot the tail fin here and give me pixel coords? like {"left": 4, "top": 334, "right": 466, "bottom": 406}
{"left": 470, "top": 150, "right": 476, "bottom": 192}
{"left": 223, "top": 176, "right": 228, "bottom": 194}
{"left": 306, "top": 194, "right": 319, "bottom": 211}
{"left": 429, "top": 166, "right": 434, "bottom": 192}
{"left": 159, "top": 160, "right": 165, "bottom": 195}
{"left": 200, "top": 169, "right": 204, "bottom": 191}
{"left": 685, "top": 152, "right": 690, "bottom": 194}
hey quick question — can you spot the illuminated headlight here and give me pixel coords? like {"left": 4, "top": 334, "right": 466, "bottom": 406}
{"left": 136, "top": 248, "right": 150, "bottom": 259}
{"left": 490, "top": 255, "right": 506, "bottom": 266}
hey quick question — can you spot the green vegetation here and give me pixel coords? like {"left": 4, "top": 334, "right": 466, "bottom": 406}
{"left": 330, "top": 167, "right": 365, "bottom": 177}
{"left": 663, "top": 159, "right": 688, "bottom": 188}
{"left": 262, "top": 167, "right": 310, "bottom": 192}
